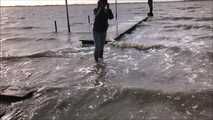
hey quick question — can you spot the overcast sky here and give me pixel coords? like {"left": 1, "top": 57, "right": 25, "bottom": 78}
{"left": 0, "top": 0, "right": 182, "bottom": 6}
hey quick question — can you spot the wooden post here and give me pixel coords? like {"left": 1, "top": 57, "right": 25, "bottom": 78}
{"left": 88, "top": 15, "right": 91, "bottom": 33}
{"left": 65, "top": 0, "right": 71, "bottom": 33}
{"left": 115, "top": 0, "right": 118, "bottom": 35}
{"left": 54, "top": 20, "right": 58, "bottom": 33}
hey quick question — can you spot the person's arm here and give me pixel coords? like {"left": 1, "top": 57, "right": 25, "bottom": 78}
{"left": 94, "top": 8, "right": 98, "bottom": 15}
{"left": 107, "top": 4, "right": 114, "bottom": 19}
{"left": 94, "top": 7, "right": 103, "bottom": 17}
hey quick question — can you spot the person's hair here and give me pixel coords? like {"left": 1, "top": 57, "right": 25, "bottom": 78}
{"left": 97, "top": 0, "right": 108, "bottom": 8}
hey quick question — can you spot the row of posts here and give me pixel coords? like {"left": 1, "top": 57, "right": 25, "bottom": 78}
{"left": 53, "top": 15, "right": 92, "bottom": 33}
{"left": 54, "top": 0, "right": 118, "bottom": 35}
{"left": 54, "top": 0, "right": 70, "bottom": 33}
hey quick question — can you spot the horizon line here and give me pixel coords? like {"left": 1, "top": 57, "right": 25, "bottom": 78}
{"left": 0, "top": 0, "right": 185, "bottom": 7}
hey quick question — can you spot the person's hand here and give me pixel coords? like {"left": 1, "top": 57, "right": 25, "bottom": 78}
{"left": 107, "top": 3, "right": 110, "bottom": 9}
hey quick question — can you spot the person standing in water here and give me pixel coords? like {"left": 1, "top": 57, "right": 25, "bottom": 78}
{"left": 148, "top": 0, "right": 153, "bottom": 16}
{"left": 93, "top": 0, "right": 114, "bottom": 63}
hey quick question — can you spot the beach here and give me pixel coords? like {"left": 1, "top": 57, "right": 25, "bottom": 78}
{"left": 0, "top": 0, "right": 213, "bottom": 120}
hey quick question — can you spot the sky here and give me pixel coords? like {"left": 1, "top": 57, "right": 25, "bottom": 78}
{"left": 0, "top": 0, "right": 182, "bottom": 6}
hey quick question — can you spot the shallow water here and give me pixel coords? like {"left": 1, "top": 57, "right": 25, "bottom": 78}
{"left": 0, "top": 1, "right": 213, "bottom": 120}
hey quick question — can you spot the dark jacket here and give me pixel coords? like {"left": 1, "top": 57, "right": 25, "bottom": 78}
{"left": 93, "top": 7, "right": 114, "bottom": 32}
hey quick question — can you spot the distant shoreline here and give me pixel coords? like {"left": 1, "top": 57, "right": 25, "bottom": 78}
{"left": 0, "top": 0, "right": 211, "bottom": 8}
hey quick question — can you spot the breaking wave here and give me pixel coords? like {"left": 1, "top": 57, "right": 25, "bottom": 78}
{"left": 164, "top": 24, "right": 213, "bottom": 30}
{"left": 2, "top": 37, "right": 34, "bottom": 42}
{"left": 195, "top": 36, "right": 213, "bottom": 40}
{"left": 17, "top": 17, "right": 26, "bottom": 20}
{"left": 195, "top": 17, "right": 213, "bottom": 22}
{"left": 159, "top": 16, "right": 213, "bottom": 22}
{"left": 36, "top": 38, "right": 57, "bottom": 41}
{"left": 0, "top": 48, "right": 81, "bottom": 60}
{"left": 176, "top": 6, "right": 202, "bottom": 10}
{"left": 4, "top": 26, "right": 40, "bottom": 30}
{"left": 2, "top": 37, "right": 58, "bottom": 42}
{"left": 159, "top": 17, "right": 195, "bottom": 21}
{"left": 110, "top": 42, "right": 165, "bottom": 51}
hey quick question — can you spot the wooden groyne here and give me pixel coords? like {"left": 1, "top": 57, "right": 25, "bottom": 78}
{"left": 80, "top": 16, "right": 151, "bottom": 45}
{"left": 114, "top": 16, "right": 149, "bottom": 41}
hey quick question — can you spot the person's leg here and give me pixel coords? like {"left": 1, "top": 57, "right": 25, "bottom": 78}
{"left": 148, "top": 0, "right": 153, "bottom": 16}
{"left": 99, "top": 32, "right": 106, "bottom": 59}
{"left": 93, "top": 32, "right": 101, "bottom": 62}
